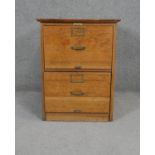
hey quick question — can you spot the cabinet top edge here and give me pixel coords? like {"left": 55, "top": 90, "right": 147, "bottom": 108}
{"left": 36, "top": 18, "right": 121, "bottom": 24}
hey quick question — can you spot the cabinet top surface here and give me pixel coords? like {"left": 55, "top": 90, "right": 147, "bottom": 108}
{"left": 37, "top": 18, "right": 120, "bottom": 24}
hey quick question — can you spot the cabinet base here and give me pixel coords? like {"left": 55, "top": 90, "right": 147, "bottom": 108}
{"left": 45, "top": 113, "right": 110, "bottom": 122}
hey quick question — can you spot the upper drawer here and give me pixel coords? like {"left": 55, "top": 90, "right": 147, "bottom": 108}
{"left": 43, "top": 24, "right": 113, "bottom": 70}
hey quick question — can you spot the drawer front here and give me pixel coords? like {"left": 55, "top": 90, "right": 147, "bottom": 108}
{"left": 43, "top": 24, "right": 113, "bottom": 70}
{"left": 45, "top": 97, "right": 110, "bottom": 113}
{"left": 44, "top": 72, "right": 111, "bottom": 97}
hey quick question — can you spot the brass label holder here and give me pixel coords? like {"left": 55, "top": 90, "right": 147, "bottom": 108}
{"left": 71, "top": 23, "right": 85, "bottom": 37}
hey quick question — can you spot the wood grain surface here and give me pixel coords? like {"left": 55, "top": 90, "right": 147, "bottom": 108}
{"left": 46, "top": 113, "right": 109, "bottom": 121}
{"left": 43, "top": 25, "right": 113, "bottom": 70}
{"left": 45, "top": 97, "right": 110, "bottom": 113}
{"left": 44, "top": 72, "right": 111, "bottom": 97}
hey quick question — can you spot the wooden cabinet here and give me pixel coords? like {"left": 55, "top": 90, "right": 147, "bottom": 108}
{"left": 37, "top": 19, "right": 120, "bottom": 121}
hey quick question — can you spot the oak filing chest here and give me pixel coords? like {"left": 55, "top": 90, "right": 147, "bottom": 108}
{"left": 37, "top": 19, "right": 120, "bottom": 121}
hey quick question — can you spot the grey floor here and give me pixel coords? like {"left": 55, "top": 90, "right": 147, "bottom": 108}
{"left": 16, "top": 91, "right": 139, "bottom": 155}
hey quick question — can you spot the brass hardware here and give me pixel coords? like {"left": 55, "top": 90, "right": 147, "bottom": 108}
{"left": 74, "top": 65, "right": 82, "bottom": 69}
{"left": 70, "top": 91, "right": 85, "bottom": 96}
{"left": 73, "top": 23, "right": 83, "bottom": 25}
{"left": 71, "top": 27, "right": 85, "bottom": 37}
{"left": 71, "top": 45, "right": 86, "bottom": 51}
{"left": 70, "top": 74, "right": 85, "bottom": 83}
{"left": 73, "top": 109, "right": 81, "bottom": 113}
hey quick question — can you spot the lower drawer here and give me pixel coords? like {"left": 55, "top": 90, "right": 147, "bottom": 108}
{"left": 45, "top": 113, "right": 109, "bottom": 121}
{"left": 44, "top": 72, "right": 111, "bottom": 97}
{"left": 45, "top": 97, "right": 110, "bottom": 113}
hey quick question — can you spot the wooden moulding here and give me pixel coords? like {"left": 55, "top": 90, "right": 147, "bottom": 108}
{"left": 37, "top": 18, "right": 120, "bottom": 24}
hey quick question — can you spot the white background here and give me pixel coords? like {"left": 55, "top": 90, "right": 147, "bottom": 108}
{"left": 141, "top": 0, "right": 155, "bottom": 155}
{"left": 0, "top": 1, "right": 15, "bottom": 155}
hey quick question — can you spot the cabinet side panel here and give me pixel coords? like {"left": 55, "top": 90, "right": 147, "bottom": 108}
{"left": 109, "top": 24, "right": 117, "bottom": 121}
{"left": 41, "top": 24, "right": 45, "bottom": 120}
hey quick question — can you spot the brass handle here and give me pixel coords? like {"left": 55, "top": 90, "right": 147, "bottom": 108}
{"left": 70, "top": 91, "right": 85, "bottom": 96}
{"left": 71, "top": 45, "right": 85, "bottom": 51}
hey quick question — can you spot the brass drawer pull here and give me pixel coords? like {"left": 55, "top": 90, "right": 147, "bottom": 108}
{"left": 73, "top": 109, "right": 81, "bottom": 113}
{"left": 71, "top": 45, "right": 86, "bottom": 51}
{"left": 70, "top": 91, "right": 85, "bottom": 96}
